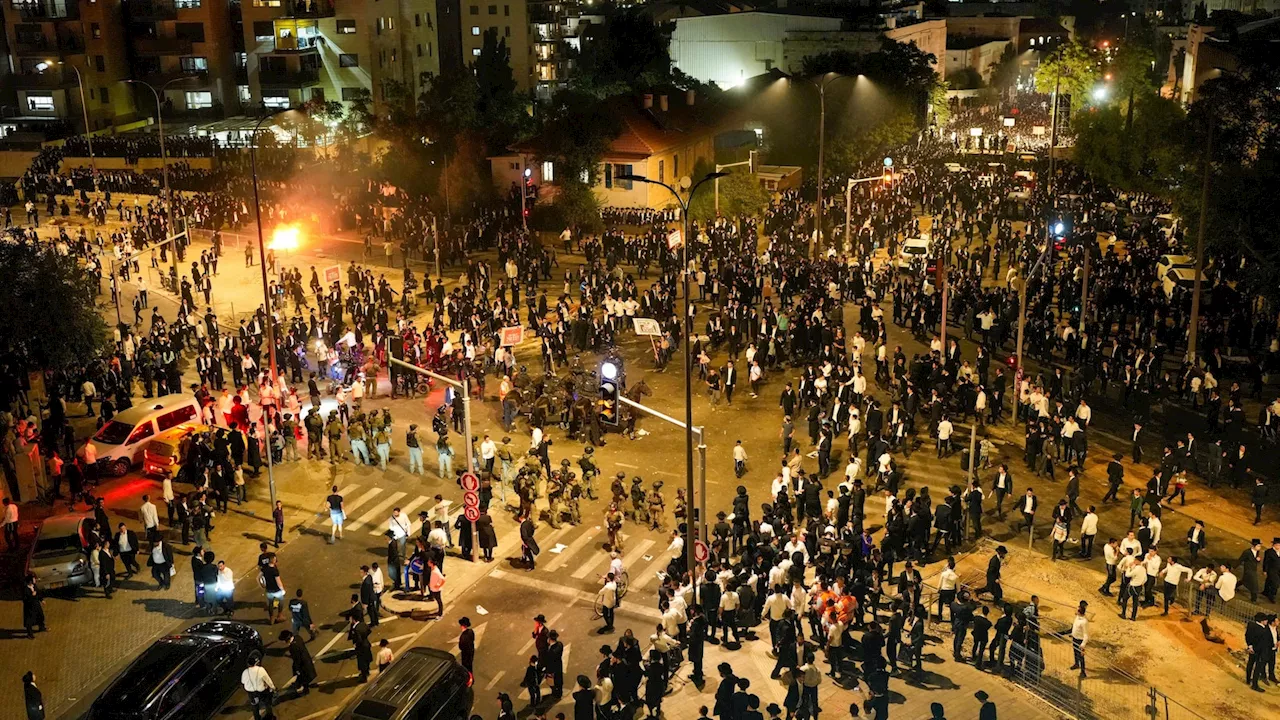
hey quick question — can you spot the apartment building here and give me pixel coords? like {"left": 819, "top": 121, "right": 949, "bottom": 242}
{"left": 458, "top": 0, "right": 529, "bottom": 89}
{"left": 4, "top": 0, "right": 136, "bottom": 130}
{"left": 239, "top": 0, "right": 442, "bottom": 111}
{"left": 529, "top": 0, "right": 600, "bottom": 100}
{"left": 124, "top": 0, "right": 240, "bottom": 117}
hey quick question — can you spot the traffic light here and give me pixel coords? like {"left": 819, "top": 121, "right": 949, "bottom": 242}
{"left": 599, "top": 361, "right": 620, "bottom": 426}
{"left": 882, "top": 168, "right": 895, "bottom": 185}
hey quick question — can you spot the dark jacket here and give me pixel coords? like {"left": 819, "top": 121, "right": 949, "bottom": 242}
{"left": 287, "top": 635, "right": 317, "bottom": 682}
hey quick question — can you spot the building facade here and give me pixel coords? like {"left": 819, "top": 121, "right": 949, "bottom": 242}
{"left": 5, "top": 0, "right": 136, "bottom": 131}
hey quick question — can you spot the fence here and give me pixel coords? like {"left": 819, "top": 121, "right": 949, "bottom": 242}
{"left": 1173, "top": 576, "right": 1263, "bottom": 636}
{"left": 912, "top": 542, "right": 1212, "bottom": 720}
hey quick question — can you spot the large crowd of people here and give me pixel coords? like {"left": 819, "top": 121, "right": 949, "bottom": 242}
{"left": 5, "top": 94, "right": 1280, "bottom": 720}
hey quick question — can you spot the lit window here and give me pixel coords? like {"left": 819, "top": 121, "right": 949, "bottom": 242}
{"left": 263, "top": 95, "right": 290, "bottom": 109}
{"left": 471, "top": 26, "right": 480, "bottom": 35}
{"left": 27, "top": 94, "right": 54, "bottom": 112}
{"left": 337, "top": 19, "right": 357, "bottom": 33}
{"left": 185, "top": 91, "right": 213, "bottom": 109}
{"left": 339, "top": 53, "right": 359, "bottom": 67}
{"left": 472, "top": 48, "right": 481, "bottom": 56}
{"left": 542, "top": 161, "right": 554, "bottom": 182}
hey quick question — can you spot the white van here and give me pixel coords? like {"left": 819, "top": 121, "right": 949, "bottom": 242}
{"left": 1162, "top": 267, "right": 1204, "bottom": 299}
{"left": 1155, "top": 214, "right": 1180, "bottom": 238}
{"left": 1156, "top": 254, "right": 1194, "bottom": 282}
{"left": 88, "top": 394, "right": 202, "bottom": 477}
{"left": 897, "top": 238, "right": 932, "bottom": 270}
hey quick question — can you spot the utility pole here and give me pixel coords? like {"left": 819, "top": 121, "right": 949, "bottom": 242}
{"left": 1078, "top": 239, "right": 1090, "bottom": 334}
{"left": 1187, "top": 122, "right": 1213, "bottom": 363}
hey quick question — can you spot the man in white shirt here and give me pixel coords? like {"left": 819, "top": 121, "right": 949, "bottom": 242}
{"left": 599, "top": 573, "right": 618, "bottom": 631}
{"left": 1119, "top": 531, "right": 1142, "bottom": 558}
{"left": 1216, "top": 565, "right": 1238, "bottom": 607}
{"left": 430, "top": 495, "right": 453, "bottom": 548}
{"left": 763, "top": 587, "right": 791, "bottom": 646}
{"left": 387, "top": 508, "right": 410, "bottom": 554}
{"left": 936, "top": 416, "right": 954, "bottom": 458}
{"left": 718, "top": 584, "right": 742, "bottom": 643}
{"left": 1147, "top": 513, "right": 1163, "bottom": 546}
{"left": 2, "top": 499, "right": 18, "bottom": 551}
{"left": 1142, "top": 549, "right": 1162, "bottom": 606}
{"left": 1122, "top": 560, "right": 1147, "bottom": 620}
{"left": 1100, "top": 538, "right": 1120, "bottom": 595}
{"left": 1159, "top": 556, "right": 1191, "bottom": 615}
{"left": 937, "top": 562, "right": 959, "bottom": 621}
{"left": 240, "top": 654, "right": 276, "bottom": 719}
{"left": 1078, "top": 507, "right": 1099, "bottom": 558}
{"left": 1069, "top": 601, "right": 1089, "bottom": 678}
{"left": 139, "top": 495, "right": 161, "bottom": 543}
{"left": 479, "top": 434, "right": 497, "bottom": 474}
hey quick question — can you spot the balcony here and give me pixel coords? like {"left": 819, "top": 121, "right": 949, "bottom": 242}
{"left": 258, "top": 67, "right": 319, "bottom": 86}
{"left": 270, "top": 34, "right": 322, "bottom": 53}
{"left": 129, "top": 0, "right": 177, "bottom": 19}
{"left": 133, "top": 36, "right": 195, "bottom": 55}
{"left": 5, "top": 69, "right": 76, "bottom": 90}
{"left": 13, "top": 0, "right": 79, "bottom": 20}
{"left": 138, "top": 69, "right": 211, "bottom": 88}
{"left": 282, "top": 0, "right": 332, "bottom": 18}
{"left": 14, "top": 34, "right": 84, "bottom": 56}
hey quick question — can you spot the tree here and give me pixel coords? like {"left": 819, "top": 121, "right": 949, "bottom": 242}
{"left": 1035, "top": 41, "right": 1102, "bottom": 111}
{"left": 573, "top": 9, "right": 672, "bottom": 97}
{"left": 0, "top": 242, "right": 107, "bottom": 374}
{"left": 536, "top": 178, "right": 603, "bottom": 233}
{"left": 826, "top": 104, "right": 918, "bottom": 180}
{"left": 688, "top": 162, "right": 770, "bottom": 221}
{"left": 535, "top": 90, "right": 621, "bottom": 185}
{"left": 1175, "top": 45, "right": 1280, "bottom": 300}
{"left": 1111, "top": 42, "right": 1157, "bottom": 130}
{"left": 1072, "top": 93, "right": 1186, "bottom": 194}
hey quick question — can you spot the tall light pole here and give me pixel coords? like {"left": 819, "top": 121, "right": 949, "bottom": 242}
{"left": 618, "top": 170, "right": 725, "bottom": 599}
{"left": 41, "top": 60, "right": 96, "bottom": 192}
{"left": 1187, "top": 121, "right": 1213, "bottom": 362}
{"left": 125, "top": 75, "right": 198, "bottom": 275}
{"left": 248, "top": 107, "right": 302, "bottom": 507}
{"left": 790, "top": 72, "right": 850, "bottom": 257}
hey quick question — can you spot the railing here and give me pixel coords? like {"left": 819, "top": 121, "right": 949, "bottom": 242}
{"left": 258, "top": 67, "right": 319, "bottom": 86}
{"left": 129, "top": 0, "right": 178, "bottom": 19}
{"left": 133, "top": 36, "right": 196, "bottom": 55}
{"left": 13, "top": 0, "right": 79, "bottom": 20}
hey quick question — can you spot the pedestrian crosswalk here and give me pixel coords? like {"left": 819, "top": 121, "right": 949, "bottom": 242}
{"left": 319, "top": 482, "right": 678, "bottom": 598}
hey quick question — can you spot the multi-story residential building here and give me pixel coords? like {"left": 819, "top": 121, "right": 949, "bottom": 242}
{"left": 123, "top": 0, "right": 240, "bottom": 118}
{"left": 4, "top": 0, "right": 136, "bottom": 131}
{"left": 458, "top": 0, "right": 530, "bottom": 89}
{"left": 238, "top": 0, "right": 441, "bottom": 111}
{"left": 529, "top": 0, "right": 600, "bottom": 100}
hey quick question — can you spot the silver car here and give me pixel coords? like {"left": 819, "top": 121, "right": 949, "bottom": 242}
{"left": 26, "top": 513, "right": 93, "bottom": 592}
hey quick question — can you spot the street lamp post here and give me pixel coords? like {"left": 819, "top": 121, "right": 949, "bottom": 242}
{"left": 125, "top": 75, "right": 198, "bottom": 277}
{"left": 791, "top": 73, "right": 849, "bottom": 257}
{"left": 617, "top": 170, "right": 725, "bottom": 600}
{"left": 42, "top": 60, "right": 96, "bottom": 193}
{"left": 248, "top": 108, "right": 301, "bottom": 507}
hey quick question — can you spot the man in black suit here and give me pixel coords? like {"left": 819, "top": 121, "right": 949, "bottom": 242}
{"left": 1240, "top": 540, "right": 1263, "bottom": 603}
{"left": 1264, "top": 539, "right": 1280, "bottom": 604}
{"left": 113, "top": 523, "right": 140, "bottom": 576}
{"left": 991, "top": 465, "right": 1013, "bottom": 519}
{"left": 1186, "top": 520, "right": 1207, "bottom": 562}
{"left": 23, "top": 671, "right": 43, "bottom": 720}
{"left": 1246, "top": 612, "right": 1271, "bottom": 691}
{"left": 519, "top": 513, "right": 539, "bottom": 569}
{"left": 1103, "top": 453, "right": 1124, "bottom": 503}
{"left": 1131, "top": 423, "right": 1143, "bottom": 464}
{"left": 359, "top": 565, "right": 379, "bottom": 627}
{"left": 458, "top": 617, "right": 476, "bottom": 676}
{"left": 348, "top": 614, "right": 373, "bottom": 682}
{"left": 722, "top": 361, "right": 738, "bottom": 405}
{"left": 976, "top": 546, "right": 1007, "bottom": 603}
{"left": 280, "top": 630, "right": 316, "bottom": 696}
{"left": 1252, "top": 477, "right": 1267, "bottom": 525}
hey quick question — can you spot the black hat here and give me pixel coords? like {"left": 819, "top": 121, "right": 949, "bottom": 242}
{"left": 1253, "top": 539, "right": 1262, "bottom": 545}
{"left": 534, "top": 614, "right": 547, "bottom": 623}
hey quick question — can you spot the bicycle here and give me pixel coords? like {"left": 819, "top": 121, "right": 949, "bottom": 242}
{"left": 598, "top": 571, "right": 629, "bottom": 599}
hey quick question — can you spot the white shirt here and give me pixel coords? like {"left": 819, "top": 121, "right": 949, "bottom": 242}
{"left": 937, "top": 420, "right": 953, "bottom": 440}
{"left": 1144, "top": 553, "right": 1162, "bottom": 576}
{"left": 1023, "top": 495, "right": 1036, "bottom": 513}
{"left": 4, "top": 503, "right": 18, "bottom": 524}
{"left": 480, "top": 439, "right": 496, "bottom": 460}
{"left": 1103, "top": 543, "right": 1118, "bottom": 566}
{"left": 1162, "top": 562, "right": 1191, "bottom": 586}
{"left": 1216, "top": 571, "right": 1237, "bottom": 601}
{"left": 1120, "top": 537, "right": 1142, "bottom": 557}
{"left": 1080, "top": 512, "right": 1098, "bottom": 536}
{"left": 1071, "top": 615, "right": 1089, "bottom": 646}
{"left": 600, "top": 580, "right": 617, "bottom": 608}
{"left": 388, "top": 513, "right": 410, "bottom": 540}
{"left": 939, "top": 567, "right": 958, "bottom": 591}
{"left": 139, "top": 501, "right": 159, "bottom": 530}
{"left": 765, "top": 591, "right": 791, "bottom": 621}
{"left": 1147, "top": 515, "right": 1163, "bottom": 545}
{"left": 427, "top": 527, "right": 448, "bottom": 549}
{"left": 240, "top": 666, "right": 275, "bottom": 693}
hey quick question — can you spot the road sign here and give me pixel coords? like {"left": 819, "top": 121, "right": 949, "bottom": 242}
{"left": 693, "top": 540, "right": 709, "bottom": 564}
{"left": 464, "top": 505, "right": 481, "bottom": 522}
{"left": 463, "top": 490, "right": 480, "bottom": 508}
{"left": 323, "top": 265, "right": 341, "bottom": 284}
{"left": 632, "top": 318, "right": 662, "bottom": 337}
{"left": 500, "top": 325, "right": 524, "bottom": 347}
{"left": 666, "top": 228, "right": 682, "bottom": 250}
{"left": 460, "top": 471, "right": 480, "bottom": 493}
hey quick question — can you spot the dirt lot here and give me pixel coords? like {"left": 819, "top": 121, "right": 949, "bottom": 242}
{"left": 940, "top": 540, "right": 1274, "bottom": 720}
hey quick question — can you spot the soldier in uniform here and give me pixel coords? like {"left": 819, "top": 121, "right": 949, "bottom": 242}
{"left": 648, "top": 481, "right": 666, "bottom": 532}
{"left": 281, "top": 413, "right": 299, "bottom": 461}
{"left": 566, "top": 473, "right": 583, "bottom": 525}
{"left": 605, "top": 502, "right": 625, "bottom": 551}
{"left": 348, "top": 413, "right": 369, "bottom": 465}
{"left": 611, "top": 472, "right": 627, "bottom": 506}
{"left": 546, "top": 471, "right": 565, "bottom": 529}
{"left": 304, "top": 408, "right": 324, "bottom": 459}
{"left": 630, "top": 478, "right": 649, "bottom": 524}
{"left": 326, "top": 411, "right": 347, "bottom": 463}
{"left": 577, "top": 446, "right": 599, "bottom": 500}
{"left": 497, "top": 437, "right": 516, "bottom": 502}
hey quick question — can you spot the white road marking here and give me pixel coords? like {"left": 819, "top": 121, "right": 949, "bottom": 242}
{"left": 346, "top": 491, "right": 408, "bottom": 532}
{"left": 546, "top": 527, "right": 599, "bottom": 572}
{"left": 489, "top": 569, "right": 661, "bottom": 619}
{"left": 485, "top": 670, "right": 507, "bottom": 690}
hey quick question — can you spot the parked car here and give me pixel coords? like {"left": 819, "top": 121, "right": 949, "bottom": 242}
{"left": 88, "top": 394, "right": 202, "bottom": 477}
{"left": 25, "top": 512, "right": 92, "bottom": 592}
{"left": 87, "top": 621, "right": 262, "bottom": 720}
{"left": 897, "top": 237, "right": 933, "bottom": 271}
{"left": 143, "top": 424, "right": 212, "bottom": 480}
{"left": 336, "top": 647, "right": 474, "bottom": 720}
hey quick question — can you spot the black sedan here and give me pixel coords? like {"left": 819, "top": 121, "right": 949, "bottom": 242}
{"left": 87, "top": 620, "right": 263, "bottom": 720}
